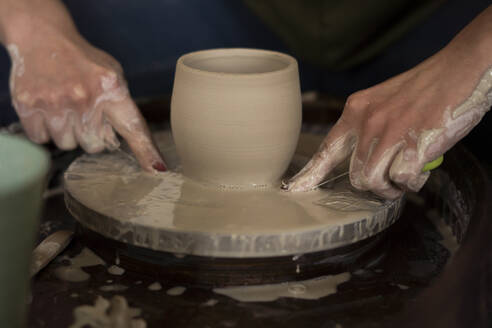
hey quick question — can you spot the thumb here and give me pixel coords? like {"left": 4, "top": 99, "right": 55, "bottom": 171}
{"left": 285, "top": 121, "right": 354, "bottom": 191}
{"left": 103, "top": 98, "right": 166, "bottom": 172}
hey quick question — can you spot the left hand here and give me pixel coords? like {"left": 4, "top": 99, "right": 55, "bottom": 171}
{"left": 3, "top": 4, "right": 166, "bottom": 172}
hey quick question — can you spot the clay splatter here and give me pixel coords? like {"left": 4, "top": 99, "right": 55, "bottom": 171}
{"left": 214, "top": 273, "right": 350, "bottom": 302}
{"left": 147, "top": 282, "right": 162, "bottom": 291}
{"left": 54, "top": 248, "right": 105, "bottom": 282}
{"left": 201, "top": 299, "right": 219, "bottom": 307}
{"left": 166, "top": 286, "right": 186, "bottom": 296}
{"left": 69, "top": 295, "right": 146, "bottom": 328}
{"left": 99, "top": 284, "right": 128, "bottom": 292}
{"left": 108, "top": 265, "right": 125, "bottom": 276}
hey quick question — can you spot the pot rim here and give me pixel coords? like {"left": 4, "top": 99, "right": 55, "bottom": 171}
{"left": 177, "top": 48, "right": 298, "bottom": 78}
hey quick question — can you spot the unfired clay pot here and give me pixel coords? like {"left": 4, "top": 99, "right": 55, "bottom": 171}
{"left": 171, "top": 48, "right": 302, "bottom": 188}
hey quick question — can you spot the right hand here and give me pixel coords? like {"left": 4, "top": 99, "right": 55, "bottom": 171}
{"left": 285, "top": 13, "right": 492, "bottom": 198}
{"left": 6, "top": 12, "right": 166, "bottom": 172}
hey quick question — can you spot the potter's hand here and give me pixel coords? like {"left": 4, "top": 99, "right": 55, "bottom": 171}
{"left": 0, "top": 0, "right": 166, "bottom": 172}
{"left": 285, "top": 6, "right": 492, "bottom": 198}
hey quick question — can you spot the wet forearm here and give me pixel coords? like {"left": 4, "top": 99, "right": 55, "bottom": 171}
{"left": 0, "top": 0, "right": 79, "bottom": 46}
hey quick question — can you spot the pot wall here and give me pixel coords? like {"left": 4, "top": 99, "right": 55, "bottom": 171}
{"left": 171, "top": 48, "right": 302, "bottom": 188}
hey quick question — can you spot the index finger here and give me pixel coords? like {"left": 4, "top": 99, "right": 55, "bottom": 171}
{"left": 285, "top": 119, "right": 354, "bottom": 192}
{"left": 103, "top": 98, "right": 166, "bottom": 172}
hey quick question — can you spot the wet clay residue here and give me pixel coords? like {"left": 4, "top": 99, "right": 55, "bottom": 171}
{"left": 108, "top": 265, "right": 125, "bottom": 276}
{"left": 55, "top": 248, "right": 105, "bottom": 282}
{"left": 166, "top": 286, "right": 186, "bottom": 296}
{"left": 99, "top": 285, "right": 128, "bottom": 292}
{"left": 201, "top": 299, "right": 219, "bottom": 307}
{"left": 213, "top": 272, "right": 350, "bottom": 302}
{"left": 147, "top": 282, "right": 162, "bottom": 291}
{"left": 69, "top": 295, "right": 146, "bottom": 328}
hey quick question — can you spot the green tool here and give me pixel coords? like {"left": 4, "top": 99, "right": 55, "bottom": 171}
{"left": 422, "top": 155, "right": 444, "bottom": 172}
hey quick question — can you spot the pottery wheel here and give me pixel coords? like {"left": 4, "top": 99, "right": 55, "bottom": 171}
{"left": 64, "top": 130, "right": 404, "bottom": 258}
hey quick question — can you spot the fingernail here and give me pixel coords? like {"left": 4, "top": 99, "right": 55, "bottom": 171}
{"left": 152, "top": 162, "right": 167, "bottom": 172}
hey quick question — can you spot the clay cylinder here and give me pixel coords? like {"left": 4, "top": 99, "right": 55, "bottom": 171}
{"left": 171, "top": 48, "right": 302, "bottom": 188}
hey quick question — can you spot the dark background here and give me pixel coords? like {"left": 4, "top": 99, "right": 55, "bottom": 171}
{"left": 0, "top": 0, "right": 490, "bottom": 162}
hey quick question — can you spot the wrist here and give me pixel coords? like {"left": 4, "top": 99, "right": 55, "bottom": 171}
{"left": 445, "top": 6, "right": 492, "bottom": 70}
{"left": 474, "top": 33, "right": 492, "bottom": 69}
{"left": 0, "top": 0, "right": 79, "bottom": 46}
{"left": 1, "top": 12, "right": 38, "bottom": 46}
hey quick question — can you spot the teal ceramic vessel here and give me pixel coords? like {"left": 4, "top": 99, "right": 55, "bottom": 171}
{"left": 0, "top": 134, "right": 49, "bottom": 327}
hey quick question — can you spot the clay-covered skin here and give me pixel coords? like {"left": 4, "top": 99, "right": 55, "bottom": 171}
{"left": 286, "top": 5, "right": 492, "bottom": 199}
{"left": 0, "top": 0, "right": 165, "bottom": 172}
{"left": 171, "top": 49, "right": 302, "bottom": 188}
